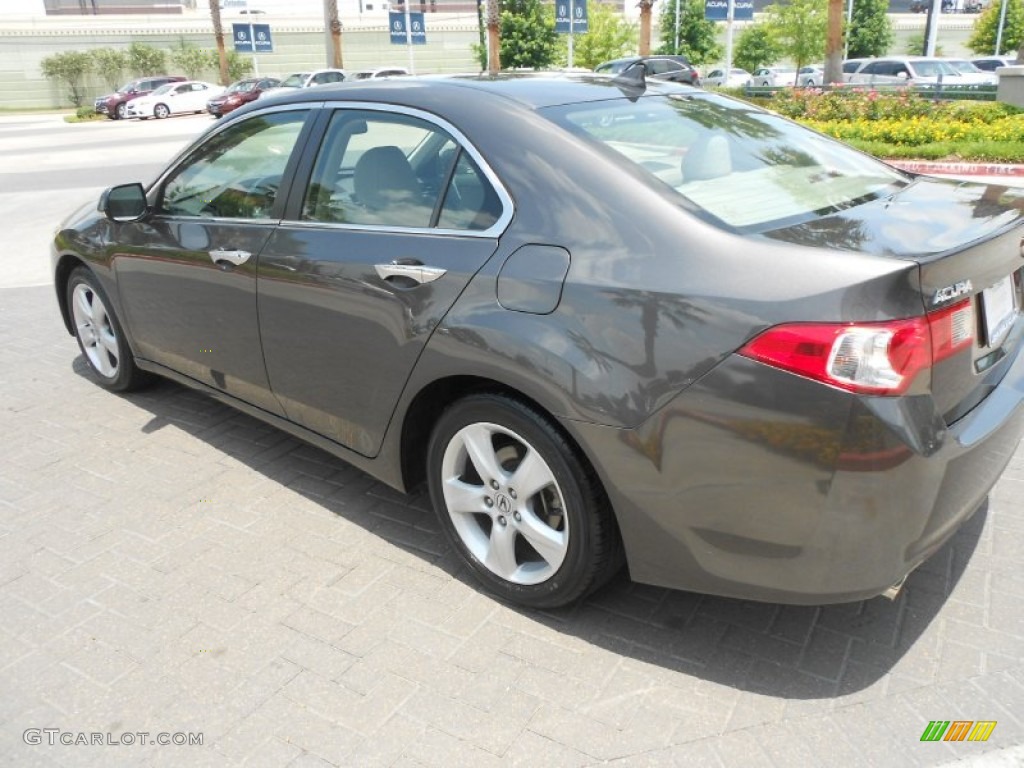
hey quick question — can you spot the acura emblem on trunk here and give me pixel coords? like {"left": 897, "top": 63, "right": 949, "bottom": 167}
{"left": 933, "top": 280, "right": 973, "bottom": 305}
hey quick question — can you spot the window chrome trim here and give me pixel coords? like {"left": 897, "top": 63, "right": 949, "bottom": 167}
{"left": 276, "top": 219, "right": 500, "bottom": 239}
{"left": 146, "top": 101, "right": 514, "bottom": 239}
{"left": 294, "top": 100, "right": 514, "bottom": 239}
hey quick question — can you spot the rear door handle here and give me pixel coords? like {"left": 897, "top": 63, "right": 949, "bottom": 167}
{"left": 374, "top": 262, "right": 447, "bottom": 284}
{"left": 210, "top": 249, "right": 251, "bottom": 267}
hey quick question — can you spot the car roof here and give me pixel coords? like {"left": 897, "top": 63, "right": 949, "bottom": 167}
{"left": 255, "top": 73, "right": 696, "bottom": 111}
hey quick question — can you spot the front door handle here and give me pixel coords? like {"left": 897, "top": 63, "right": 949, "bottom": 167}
{"left": 374, "top": 262, "right": 447, "bottom": 285}
{"left": 210, "top": 249, "right": 251, "bottom": 267}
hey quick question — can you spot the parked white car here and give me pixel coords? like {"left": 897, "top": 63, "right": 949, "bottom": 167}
{"left": 797, "top": 65, "right": 825, "bottom": 86}
{"left": 351, "top": 67, "right": 410, "bottom": 79}
{"left": 703, "top": 68, "right": 751, "bottom": 88}
{"left": 124, "top": 81, "right": 224, "bottom": 119}
{"left": 842, "top": 58, "right": 869, "bottom": 82}
{"left": 972, "top": 55, "right": 1016, "bottom": 72}
{"left": 260, "top": 69, "right": 349, "bottom": 98}
{"left": 942, "top": 59, "right": 999, "bottom": 85}
{"left": 848, "top": 57, "right": 963, "bottom": 86}
{"left": 750, "top": 66, "right": 798, "bottom": 87}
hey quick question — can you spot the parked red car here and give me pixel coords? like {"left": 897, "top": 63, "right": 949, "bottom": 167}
{"left": 206, "top": 77, "right": 281, "bottom": 117}
{"left": 94, "top": 75, "right": 187, "bottom": 120}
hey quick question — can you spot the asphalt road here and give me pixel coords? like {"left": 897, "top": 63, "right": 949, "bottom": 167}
{"left": 2, "top": 110, "right": 1024, "bottom": 767}
{"left": 0, "top": 112, "right": 210, "bottom": 290}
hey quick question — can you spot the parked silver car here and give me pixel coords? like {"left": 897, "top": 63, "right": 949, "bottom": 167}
{"left": 848, "top": 57, "right": 963, "bottom": 86}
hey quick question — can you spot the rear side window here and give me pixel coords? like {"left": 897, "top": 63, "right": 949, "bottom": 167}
{"left": 301, "top": 110, "right": 502, "bottom": 231}
{"left": 438, "top": 153, "right": 502, "bottom": 231}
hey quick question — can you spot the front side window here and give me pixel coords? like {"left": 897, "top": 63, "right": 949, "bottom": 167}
{"left": 160, "top": 111, "right": 307, "bottom": 220}
{"left": 302, "top": 110, "right": 501, "bottom": 231}
{"left": 543, "top": 94, "right": 907, "bottom": 231}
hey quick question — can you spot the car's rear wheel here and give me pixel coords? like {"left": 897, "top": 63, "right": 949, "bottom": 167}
{"left": 154, "top": 104, "right": 170, "bottom": 119}
{"left": 67, "top": 267, "right": 150, "bottom": 392}
{"left": 427, "top": 394, "right": 621, "bottom": 608}
{"left": 114, "top": 103, "right": 126, "bottom": 119}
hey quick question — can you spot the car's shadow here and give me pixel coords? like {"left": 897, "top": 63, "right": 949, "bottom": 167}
{"left": 86, "top": 363, "right": 984, "bottom": 700}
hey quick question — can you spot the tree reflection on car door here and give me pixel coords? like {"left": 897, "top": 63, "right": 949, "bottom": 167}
{"left": 113, "top": 110, "right": 313, "bottom": 415}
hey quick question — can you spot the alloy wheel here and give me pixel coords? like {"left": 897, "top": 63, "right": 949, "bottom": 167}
{"left": 71, "top": 282, "right": 119, "bottom": 379}
{"left": 440, "top": 421, "right": 569, "bottom": 585}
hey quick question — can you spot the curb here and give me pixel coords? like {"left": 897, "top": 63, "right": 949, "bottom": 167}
{"left": 889, "top": 161, "right": 1024, "bottom": 177}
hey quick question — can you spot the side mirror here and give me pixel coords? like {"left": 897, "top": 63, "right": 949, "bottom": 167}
{"left": 99, "top": 183, "right": 148, "bottom": 222}
{"left": 896, "top": 71, "right": 909, "bottom": 79}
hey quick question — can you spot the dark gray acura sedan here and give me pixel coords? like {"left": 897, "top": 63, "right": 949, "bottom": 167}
{"left": 53, "top": 74, "right": 1024, "bottom": 608}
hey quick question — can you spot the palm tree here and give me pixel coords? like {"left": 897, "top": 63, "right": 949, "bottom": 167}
{"left": 486, "top": 0, "right": 501, "bottom": 73}
{"left": 326, "top": 0, "right": 344, "bottom": 68}
{"left": 638, "top": 0, "right": 654, "bottom": 56}
{"left": 825, "top": 0, "right": 843, "bottom": 85}
{"left": 209, "top": 0, "right": 229, "bottom": 85}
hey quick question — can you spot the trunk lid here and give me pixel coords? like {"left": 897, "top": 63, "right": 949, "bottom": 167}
{"left": 766, "top": 176, "right": 1024, "bottom": 424}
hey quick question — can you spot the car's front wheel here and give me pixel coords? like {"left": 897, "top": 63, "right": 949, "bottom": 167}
{"left": 154, "top": 103, "right": 170, "bottom": 119}
{"left": 67, "top": 267, "right": 150, "bottom": 392}
{"left": 114, "top": 103, "right": 126, "bottom": 119}
{"left": 427, "top": 394, "right": 621, "bottom": 608}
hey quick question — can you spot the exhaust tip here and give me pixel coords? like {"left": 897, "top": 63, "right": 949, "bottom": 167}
{"left": 882, "top": 576, "right": 907, "bottom": 601}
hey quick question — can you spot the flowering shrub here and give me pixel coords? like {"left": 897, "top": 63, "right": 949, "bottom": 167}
{"left": 769, "top": 87, "right": 1019, "bottom": 124}
{"left": 802, "top": 114, "right": 1024, "bottom": 146}
{"left": 758, "top": 88, "right": 1024, "bottom": 157}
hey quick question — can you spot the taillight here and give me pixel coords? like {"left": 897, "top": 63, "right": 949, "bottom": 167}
{"left": 739, "top": 299, "right": 973, "bottom": 396}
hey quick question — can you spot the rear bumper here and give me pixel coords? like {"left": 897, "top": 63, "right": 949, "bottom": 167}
{"left": 569, "top": 344, "right": 1024, "bottom": 604}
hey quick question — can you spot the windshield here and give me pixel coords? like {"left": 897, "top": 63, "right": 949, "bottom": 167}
{"left": 117, "top": 81, "right": 138, "bottom": 93}
{"left": 151, "top": 84, "right": 173, "bottom": 96}
{"left": 280, "top": 73, "right": 309, "bottom": 88}
{"left": 227, "top": 80, "right": 255, "bottom": 93}
{"left": 948, "top": 60, "right": 981, "bottom": 74}
{"left": 543, "top": 93, "right": 907, "bottom": 231}
{"left": 910, "top": 60, "right": 960, "bottom": 77}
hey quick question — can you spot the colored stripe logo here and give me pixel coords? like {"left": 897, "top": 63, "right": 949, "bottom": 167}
{"left": 921, "top": 721, "right": 997, "bottom": 742}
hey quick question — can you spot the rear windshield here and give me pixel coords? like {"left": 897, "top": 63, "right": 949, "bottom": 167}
{"left": 281, "top": 73, "right": 309, "bottom": 88}
{"left": 542, "top": 93, "right": 907, "bottom": 231}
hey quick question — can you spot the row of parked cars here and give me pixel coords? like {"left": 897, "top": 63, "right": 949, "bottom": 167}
{"left": 709, "top": 55, "right": 1017, "bottom": 89}
{"left": 93, "top": 67, "right": 409, "bottom": 121}
{"left": 592, "top": 53, "right": 1017, "bottom": 91}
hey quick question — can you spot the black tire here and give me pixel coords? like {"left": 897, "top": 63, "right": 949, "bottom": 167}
{"left": 427, "top": 394, "right": 622, "bottom": 608}
{"left": 114, "top": 102, "right": 126, "bottom": 120}
{"left": 66, "top": 266, "right": 151, "bottom": 392}
{"left": 154, "top": 104, "right": 169, "bottom": 119}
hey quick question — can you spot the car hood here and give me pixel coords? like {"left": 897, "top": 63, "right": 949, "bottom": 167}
{"left": 763, "top": 175, "right": 1024, "bottom": 258}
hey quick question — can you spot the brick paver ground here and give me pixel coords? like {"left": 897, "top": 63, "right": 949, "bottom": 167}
{"left": 2, "top": 282, "right": 1023, "bottom": 767}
